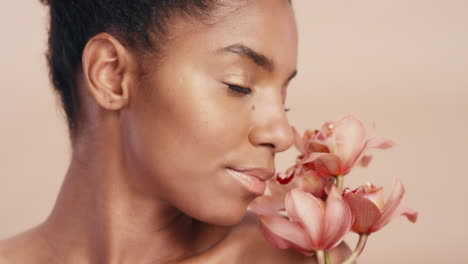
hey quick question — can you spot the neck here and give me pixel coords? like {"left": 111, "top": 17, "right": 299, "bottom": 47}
{"left": 39, "top": 125, "right": 226, "bottom": 264}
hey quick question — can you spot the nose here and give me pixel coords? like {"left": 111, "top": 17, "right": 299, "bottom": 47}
{"left": 248, "top": 101, "right": 294, "bottom": 153}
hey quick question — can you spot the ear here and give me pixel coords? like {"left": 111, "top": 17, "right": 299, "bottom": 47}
{"left": 82, "top": 33, "right": 131, "bottom": 111}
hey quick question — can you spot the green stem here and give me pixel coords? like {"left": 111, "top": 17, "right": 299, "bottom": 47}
{"left": 324, "top": 250, "right": 332, "bottom": 264}
{"left": 316, "top": 250, "right": 325, "bottom": 264}
{"left": 335, "top": 175, "right": 344, "bottom": 192}
{"left": 342, "top": 234, "right": 369, "bottom": 264}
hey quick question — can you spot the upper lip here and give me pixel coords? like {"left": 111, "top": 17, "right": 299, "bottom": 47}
{"left": 229, "top": 167, "right": 275, "bottom": 181}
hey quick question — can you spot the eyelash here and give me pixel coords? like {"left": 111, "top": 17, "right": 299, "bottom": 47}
{"left": 224, "top": 83, "right": 291, "bottom": 112}
{"left": 224, "top": 83, "right": 252, "bottom": 95}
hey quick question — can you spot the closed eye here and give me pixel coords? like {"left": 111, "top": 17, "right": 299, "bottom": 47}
{"left": 223, "top": 83, "right": 252, "bottom": 95}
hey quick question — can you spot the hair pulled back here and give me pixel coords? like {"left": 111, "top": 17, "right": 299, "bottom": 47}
{"left": 39, "top": 0, "right": 221, "bottom": 135}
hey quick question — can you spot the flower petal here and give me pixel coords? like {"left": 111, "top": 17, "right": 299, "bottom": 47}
{"left": 302, "top": 153, "right": 341, "bottom": 176}
{"left": 344, "top": 192, "right": 382, "bottom": 234}
{"left": 249, "top": 196, "right": 284, "bottom": 215}
{"left": 250, "top": 178, "right": 299, "bottom": 214}
{"left": 370, "top": 179, "right": 405, "bottom": 232}
{"left": 258, "top": 214, "right": 313, "bottom": 251}
{"left": 277, "top": 167, "right": 296, "bottom": 184}
{"left": 286, "top": 189, "right": 325, "bottom": 249}
{"left": 358, "top": 153, "right": 373, "bottom": 167}
{"left": 308, "top": 141, "right": 330, "bottom": 153}
{"left": 397, "top": 207, "right": 418, "bottom": 223}
{"left": 333, "top": 116, "right": 367, "bottom": 168}
{"left": 300, "top": 171, "right": 328, "bottom": 198}
{"left": 353, "top": 137, "right": 394, "bottom": 171}
{"left": 293, "top": 127, "right": 306, "bottom": 154}
{"left": 322, "top": 185, "right": 353, "bottom": 249}
{"left": 365, "top": 137, "right": 396, "bottom": 149}
{"left": 361, "top": 185, "right": 385, "bottom": 210}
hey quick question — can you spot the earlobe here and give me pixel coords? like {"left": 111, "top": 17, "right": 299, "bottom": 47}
{"left": 82, "top": 33, "right": 130, "bottom": 111}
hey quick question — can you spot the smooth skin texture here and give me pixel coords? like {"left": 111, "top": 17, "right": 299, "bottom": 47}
{"left": 0, "top": 0, "right": 351, "bottom": 263}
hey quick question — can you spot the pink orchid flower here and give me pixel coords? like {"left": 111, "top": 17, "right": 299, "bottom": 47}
{"left": 250, "top": 170, "right": 329, "bottom": 215}
{"left": 257, "top": 186, "right": 353, "bottom": 254}
{"left": 249, "top": 177, "right": 298, "bottom": 215}
{"left": 343, "top": 180, "right": 418, "bottom": 234}
{"left": 295, "top": 115, "right": 395, "bottom": 177}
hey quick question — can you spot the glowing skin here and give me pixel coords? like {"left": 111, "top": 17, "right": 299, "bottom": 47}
{"left": 120, "top": 1, "right": 298, "bottom": 226}
{"left": 0, "top": 1, "right": 351, "bottom": 263}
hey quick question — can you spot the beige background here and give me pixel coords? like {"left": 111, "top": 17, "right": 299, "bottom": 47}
{"left": 1, "top": 1, "right": 467, "bottom": 263}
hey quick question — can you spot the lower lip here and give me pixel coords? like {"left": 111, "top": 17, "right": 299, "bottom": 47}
{"left": 227, "top": 168, "right": 266, "bottom": 195}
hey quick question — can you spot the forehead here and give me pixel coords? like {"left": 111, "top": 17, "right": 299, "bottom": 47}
{"left": 163, "top": 0, "right": 298, "bottom": 74}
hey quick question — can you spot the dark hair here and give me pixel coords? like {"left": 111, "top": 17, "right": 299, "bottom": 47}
{"left": 39, "top": 0, "right": 223, "bottom": 135}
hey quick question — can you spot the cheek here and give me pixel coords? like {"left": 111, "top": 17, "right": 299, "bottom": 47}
{"left": 120, "top": 74, "right": 254, "bottom": 223}
{"left": 144, "top": 71, "right": 251, "bottom": 161}
{"left": 122, "top": 108, "right": 252, "bottom": 224}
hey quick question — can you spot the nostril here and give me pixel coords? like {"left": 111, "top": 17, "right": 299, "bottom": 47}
{"left": 261, "top": 143, "right": 275, "bottom": 149}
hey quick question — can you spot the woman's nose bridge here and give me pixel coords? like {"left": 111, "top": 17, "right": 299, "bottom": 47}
{"left": 249, "top": 95, "right": 294, "bottom": 152}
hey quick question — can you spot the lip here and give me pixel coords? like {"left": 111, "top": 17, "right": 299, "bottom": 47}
{"left": 232, "top": 167, "right": 275, "bottom": 181}
{"left": 227, "top": 167, "right": 275, "bottom": 196}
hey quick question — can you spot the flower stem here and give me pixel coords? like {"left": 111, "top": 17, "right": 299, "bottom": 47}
{"left": 316, "top": 250, "right": 325, "bottom": 264}
{"left": 335, "top": 175, "right": 344, "bottom": 191}
{"left": 324, "top": 250, "right": 332, "bottom": 264}
{"left": 343, "top": 234, "right": 369, "bottom": 264}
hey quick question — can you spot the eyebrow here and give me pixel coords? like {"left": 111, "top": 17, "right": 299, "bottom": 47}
{"left": 219, "top": 43, "right": 274, "bottom": 72}
{"left": 217, "top": 43, "right": 297, "bottom": 81}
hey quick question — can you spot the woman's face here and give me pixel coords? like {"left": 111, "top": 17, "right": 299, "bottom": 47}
{"left": 122, "top": 0, "right": 298, "bottom": 225}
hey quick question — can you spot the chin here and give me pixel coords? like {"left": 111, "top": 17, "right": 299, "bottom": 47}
{"left": 212, "top": 211, "right": 248, "bottom": 226}
{"left": 194, "top": 200, "right": 252, "bottom": 226}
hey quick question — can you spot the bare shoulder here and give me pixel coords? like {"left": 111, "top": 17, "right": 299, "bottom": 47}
{"left": 0, "top": 255, "right": 12, "bottom": 264}
{"left": 0, "top": 231, "right": 34, "bottom": 264}
{"left": 228, "top": 211, "right": 353, "bottom": 264}
{"left": 0, "top": 234, "right": 22, "bottom": 264}
{"left": 0, "top": 246, "right": 12, "bottom": 264}
{"left": 0, "top": 227, "right": 53, "bottom": 264}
